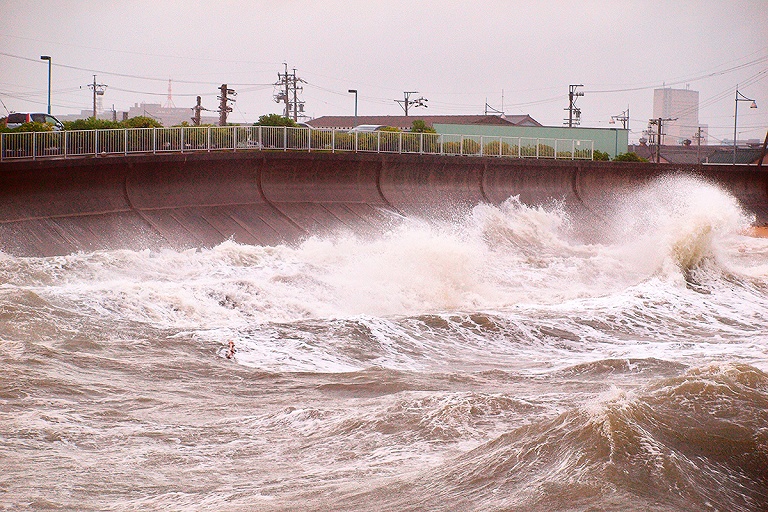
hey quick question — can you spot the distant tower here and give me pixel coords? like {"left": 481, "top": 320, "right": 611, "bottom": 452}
{"left": 164, "top": 79, "right": 176, "bottom": 109}
{"left": 653, "top": 86, "right": 707, "bottom": 144}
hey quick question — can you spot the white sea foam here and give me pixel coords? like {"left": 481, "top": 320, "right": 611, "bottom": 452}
{"left": 2, "top": 176, "right": 765, "bottom": 374}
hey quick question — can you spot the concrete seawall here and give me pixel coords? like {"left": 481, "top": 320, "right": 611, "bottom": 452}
{"left": 1, "top": 151, "right": 766, "bottom": 256}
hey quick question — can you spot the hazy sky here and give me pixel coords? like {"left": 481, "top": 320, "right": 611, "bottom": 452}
{"left": 1, "top": 0, "right": 766, "bottom": 143}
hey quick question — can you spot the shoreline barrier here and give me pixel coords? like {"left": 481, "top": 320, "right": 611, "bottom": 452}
{"left": 1, "top": 151, "right": 766, "bottom": 257}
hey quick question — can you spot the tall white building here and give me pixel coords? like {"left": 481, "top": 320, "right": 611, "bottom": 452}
{"left": 653, "top": 87, "right": 708, "bottom": 145}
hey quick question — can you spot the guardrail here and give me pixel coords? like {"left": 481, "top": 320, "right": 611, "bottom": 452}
{"left": 0, "top": 126, "right": 594, "bottom": 162}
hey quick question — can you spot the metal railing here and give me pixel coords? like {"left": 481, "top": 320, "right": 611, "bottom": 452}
{"left": 0, "top": 126, "right": 594, "bottom": 162}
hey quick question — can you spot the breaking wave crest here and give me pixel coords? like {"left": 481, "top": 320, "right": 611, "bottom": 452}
{"left": 336, "top": 363, "right": 768, "bottom": 512}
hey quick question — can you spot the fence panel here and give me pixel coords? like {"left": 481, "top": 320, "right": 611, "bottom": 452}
{"left": 125, "top": 128, "right": 154, "bottom": 153}
{"left": 97, "top": 129, "right": 125, "bottom": 155}
{"left": 310, "top": 129, "right": 334, "bottom": 151}
{"left": 2, "top": 132, "right": 34, "bottom": 159}
{"left": 573, "top": 140, "right": 593, "bottom": 160}
{"left": 184, "top": 127, "right": 212, "bottom": 151}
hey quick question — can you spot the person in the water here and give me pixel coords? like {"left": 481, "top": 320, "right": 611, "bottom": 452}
{"left": 226, "top": 340, "right": 235, "bottom": 359}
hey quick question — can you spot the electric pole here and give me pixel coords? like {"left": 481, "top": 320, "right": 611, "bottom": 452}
{"left": 87, "top": 75, "right": 107, "bottom": 120}
{"left": 218, "top": 84, "right": 236, "bottom": 126}
{"left": 564, "top": 84, "right": 583, "bottom": 127}
{"left": 192, "top": 96, "right": 209, "bottom": 126}
{"left": 274, "top": 64, "right": 306, "bottom": 121}
{"left": 395, "top": 91, "right": 428, "bottom": 116}
{"left": 648, "top": 117, "right": 676, "bottom": 163}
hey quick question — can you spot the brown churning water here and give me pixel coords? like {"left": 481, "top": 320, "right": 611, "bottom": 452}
{"left": 1, "top": 157, "right": 767, "bottom": 511}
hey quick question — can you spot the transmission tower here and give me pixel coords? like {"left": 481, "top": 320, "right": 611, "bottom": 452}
{"left": 164, "top": 79, "right": 176, "bottom": 108}
{"left": 564, "top": 84, "right": 583, "bottom": 127}
{"left": 218, "top": 84, "right": 236, "bottom": 126}
{"left": 395, "top": 91, "right": 428, "bottom": 116}
{"left": 274, "top": 64, "right": 306, "bottom": 121}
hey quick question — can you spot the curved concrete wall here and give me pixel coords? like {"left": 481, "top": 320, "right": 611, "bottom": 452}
{"left": 0, "top": 151, "right": 766, "bottom": 256}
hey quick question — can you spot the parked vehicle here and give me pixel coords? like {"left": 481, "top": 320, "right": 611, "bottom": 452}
{"left": 4, "top": 112, "right": 64, "bottom": 130}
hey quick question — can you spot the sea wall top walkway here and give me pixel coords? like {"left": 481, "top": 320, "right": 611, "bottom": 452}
{"left": 0, "top": 125, "right": 595, "bottom": 162}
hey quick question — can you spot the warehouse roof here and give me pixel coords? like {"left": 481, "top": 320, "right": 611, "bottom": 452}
{"left": 306, "top": 114, "right": 541, "bottom": 130}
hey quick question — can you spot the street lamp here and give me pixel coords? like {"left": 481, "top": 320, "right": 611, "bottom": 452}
{"left": 733, "top": 88, "right": 757, "bottom": 165}
{"left": 40, "top": 55, "right": 51, "bottom": 115}
{"left": 348, "top": 89, "right": 358, "bottom": 126}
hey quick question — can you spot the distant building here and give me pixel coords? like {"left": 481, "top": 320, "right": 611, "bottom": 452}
{"left": 57, "top": 109, "right": 129, "bottom": 123}
{"left": 127, "top": 102, "right": 218, "bottom": 127}
{"left": 652, "top": 87, "right": 708, "bottom": 145}
{"left": 628, "top": 143, "right": 767, "bottom": 165}
{"left": 56, "top": 102, "right": 218, "bottom": 126}
{"left": 307, "top": 114, "right": 542, "bottom": 131}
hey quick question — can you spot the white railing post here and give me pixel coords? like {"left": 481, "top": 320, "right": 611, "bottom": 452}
{"left": 124, "top": 129, "right": 127, "bottom": 156}
{"left": 32, "top": 133, "right": 37, "bottom": 160}
{"left": 153, "top": 127, "right": 157, "bottom": 154}
{"left": 332, "top": 129, "right": 335, "bottom": 153}
{"left": 181, "top": 127, "right": 185, "bottom": 154}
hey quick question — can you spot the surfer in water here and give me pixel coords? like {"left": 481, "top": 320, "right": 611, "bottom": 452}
{"left": 226, "top": 340, "right": 236, "bottom": 359}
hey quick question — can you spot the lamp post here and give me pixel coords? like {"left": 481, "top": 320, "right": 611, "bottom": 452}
{"left": 40, "top": 55, "right": 51, "bottom": 115}
{"left": 348, "top": 89, "right": 358, "bottom": 126}
{"left": 734, "top": 88, "right": 757, "bottom": 165}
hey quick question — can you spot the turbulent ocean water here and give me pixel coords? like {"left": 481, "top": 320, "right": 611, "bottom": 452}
{"left": 2, "top": 175, "right": 768, "bottom": 511}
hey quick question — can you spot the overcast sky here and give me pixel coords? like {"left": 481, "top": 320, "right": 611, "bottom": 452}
{"left": 1, "top": 0, "right": 766, "bottom": 143}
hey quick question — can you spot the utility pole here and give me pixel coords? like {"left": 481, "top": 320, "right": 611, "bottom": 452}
{"left": 218, "top": 84, "right": 236, "bottom": 126}
{"left": 610, "top": 107, "right": 630, "bottom": 129}
{"left": 564, "top": 84, "right": 583, "bottom": 127}
{"left": 395, "top": 91, "right": 428, "bottom": 116}
{"left": 192, "top": 96, "right": 209, "bottom": 126}
{"left": 274, "top": 64, "right": 306, "bottom": 121}
{"left": 694, "top": 126, "right": 704, "bottom": 165}
{"left": 648, "top": 117, "right": 675, "bottom": 164}
{"left": 87, "top": 75, "right": 107, "bottom": 120}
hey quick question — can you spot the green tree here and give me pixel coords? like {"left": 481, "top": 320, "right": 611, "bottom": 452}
{"left": 613, "top": 152, "right": 647, "bottom": 162}
{"left": 593, "top": 150, "right": 610, "bottom": 161}
{"left": 410, "top": 119, "right": 436, "bottom": 133}
{"left": 13, "top": 122, "right": 54, "bottom": 133}
{"left": 121, "top": 116, "right": 162, "bottom": 128}
{"left": 64, "top": 118, "right": 121, "bottom": 131}
{"left": 255, "top": 114, "right": 297, "bottom": 127}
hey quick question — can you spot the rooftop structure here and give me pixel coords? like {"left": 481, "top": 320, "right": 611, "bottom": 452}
{"left": 307, "top": 114, "right": 541, "bottom": 131}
